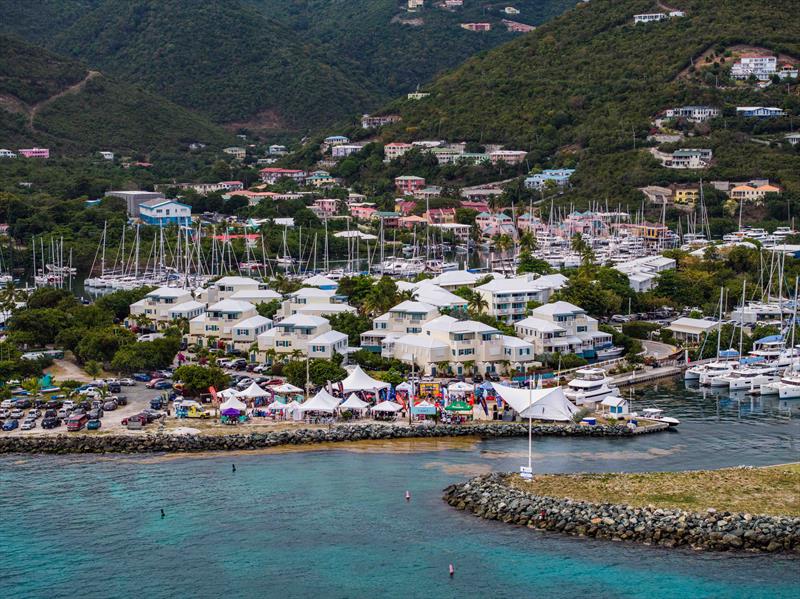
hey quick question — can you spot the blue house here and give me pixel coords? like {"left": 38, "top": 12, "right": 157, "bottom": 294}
{"left": 524, "top": 168, "right": 576, "bottom": 190}
{"left": 736, "top": 106, "right": 786, "bottom": 118}
{"left": 139, "top": 199, "right": 192, "bottom": 226}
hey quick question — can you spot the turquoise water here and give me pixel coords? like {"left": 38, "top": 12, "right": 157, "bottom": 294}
{"left": 2, "top": 383, "right": 799, "bottom": 599}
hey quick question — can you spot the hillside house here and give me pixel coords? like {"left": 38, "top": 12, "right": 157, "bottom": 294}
{"left": 222, "top": 147, "right": 245, "bottom": 160}
{"left": 730, "top": 183, "right": 782, "bottom": 203}
{"left": 664, "top": 106, "right": 720, "bottom": 123}
{"left": 633, "top": 13, "right": 666, "bottom": 24}
{"left": 395, "top": 175, "right": 426, "bottom": 193}
{"left": 331, "top": 144, "right": 365, "bottom": 159}
{"left": 501, "top": 20, "right": 535, "bottom": 32}
{"left": 18, "top": 148, "right": 49, "bottom": 158}
{"left": 489, "top": 150, "right": 528, "bottom": 165}
{"left": 361, "top": 114, "right": 402, "bottom": 129}
{"left": 384, "top": 142, "right": 413, "bottom": 161}
{"left": 461, "top": 22, "right": 492, "bottom": 31}
{"left": 524, "top": 169, "right": 576, "bottom": 190}
{"left": 268, "top": 145, "right": 288, "bottom": 155}
{"left": 350, "top": 204, "right": 377, "bottom": 220}
{"left": 139, "top": 199, "right": 192, "bottom": 227}
{"left": 259, "top": 168, "right": 307, "bottom": 184}
{"left": 425, "top": 207, "right": 456, "bottom": 224}
{"left": 731, "top": 55, "right": 777, "bottom": 81}
{"left": 736, "top": 106, "right": 786, "bottom": 118}
{"left": 515, "top": 301, "right": 613, "bottom": 358}
{"left": 0, "top": 149, "right": 17, "bottom": 158}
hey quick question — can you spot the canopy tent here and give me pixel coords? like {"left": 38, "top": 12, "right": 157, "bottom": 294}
{"left": 271, "top": 382, "right": 304, "bottom": 394}
{"left": 221, "top": 408, "right": 242, "bottom": 417}
{"left": 238, "top": 381, "right": 270, "bottom": 399}
{"left": 285, "top": 400, "right": 302, "bottom": 411}
{"left": 340, "top": 394, "right": 369, "bottom": 410}
{"left": 414, "top": 400, "right": 435, "bottom": 408}
{"left": 266, "top": 401, "right": 290, "bottom": 411}
{"left": 444, "top": 400, "right": 473, "bottom": 412}
{"left": 491, "top": 383, "right": 578, "bottom": 422}
{"left": 217, "top": 388, "right": 240, "bottom": 399}
{"left": 395, "top": 381, "right": 413, "bottom": 392}
{"left": 371, "top": 400, "right": 403, "bottom": 413}
{"left": 299, "top": 389, "right": 340, "bottom": 412}
{"left": 448, "top": 381, "right": 474, "bottom": 393}
{"left": 219, "top": 396, "right": 247, "bottom": 412}
{"left": 340, "top": 365, "right": 390, "bottom": 393}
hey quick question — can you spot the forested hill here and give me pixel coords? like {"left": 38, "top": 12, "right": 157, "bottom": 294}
{"left": 0, "top": 35, "right": 233, "bottom": 154}
{"left": 0, "top": 0, "right": 577, "bottom": 135}
{"left": 389, "top": 0, "right": 800, "bottom": 149}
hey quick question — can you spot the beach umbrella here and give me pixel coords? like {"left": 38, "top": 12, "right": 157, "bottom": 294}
{"left": 444, "top": 400, "right": 473, "bottom": 413}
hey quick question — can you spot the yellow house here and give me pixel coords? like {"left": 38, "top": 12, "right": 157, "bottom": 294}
{"left": 673, "top": 187, "right": 700, "bottom": 205}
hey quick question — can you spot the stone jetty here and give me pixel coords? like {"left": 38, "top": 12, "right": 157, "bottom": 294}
{"left": 443, "top": 473, "right": 800, "bottom": 554}
{"left": 0, "top": 422, "right": 658, "bottom": 454}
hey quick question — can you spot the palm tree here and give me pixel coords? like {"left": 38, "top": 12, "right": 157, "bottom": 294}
{"left": 467, "top": 291, "right": 489, "bottom": 315}
{"left": 495, "top": 234, "right": 513, "bottom": 253}
{"left": 519, "top": 231, "right": 538, "bottom": 253}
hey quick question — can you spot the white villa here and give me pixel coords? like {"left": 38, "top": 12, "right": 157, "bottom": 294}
{"left": 198, "top": 276, "right": 277, "bottom": 303}
{"left": 387, "top": 314, "right": 535, "bottom": 376}
{"left": 614, "top": 255, "right": 676, "bottom": 292}
{"left": 278, "top": 287, "right": 357, "bottom": 319}
{"left": 188, "top": 299, "right": 264, "bottom": 351}
{"left": 514, "top": 301, "right": 613, "bottom": 359}
{"left": 130, "top": 287, "right": 197, "bottom": 327}
{"left": 257, "top": 314, "right": 348, "bottom": 360}
{"left": 475, "top": 274, "right": 568, "bottom": 322}
{"left": 360, "top": 301, "right": 441, "bottom": 352}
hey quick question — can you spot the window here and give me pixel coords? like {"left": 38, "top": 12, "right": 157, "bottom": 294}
{"left": 206, "top": 325, "right": 219, "bottom": 332}
{"left": 277, "top": 340, "right": 290, "bottom": 347}
{"left": 577, "top": 326, "right": 587, "bottom": 332}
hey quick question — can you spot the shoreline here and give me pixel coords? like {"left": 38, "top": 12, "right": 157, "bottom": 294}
{"left": 443, "top": 471, "right": 800, "bottom": 554}
{"left": 0, "top": 421, "right": 666, "bottom": 454}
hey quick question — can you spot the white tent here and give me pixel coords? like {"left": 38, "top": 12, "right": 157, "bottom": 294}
{"left": 238, "top": 381, "right": 270, "bottom": 399}
{"left": 271, "top": 382, "right": 304, "bottom": 394}
{"left": 395, "top": 381, "right": 413, "bottom": 392}
{"left": 414, "top": 400, "right": 435, "bottom": 408}
{"left": 340, "top": 394, "right": 369, "bottom": 410}
{"left": 219, "top": 396, "right": 247, "bottom": 412}
{"left": 299, "top": 389, "right": 340, "bottom": 412}
{"left": 217, "top": 388, "right": 239, "bottom": 399}
{"left": 491, "top": 383, "right": 578, "bottom": 422}
{"left": 340, "top": 365, "right": 390, "bottom": 393}
{"left": 448, "top": 381, "right": 474, "bottom": 393}
{"left": 371, "top": 400, "right": 403, "bottom": 413}
{"left": 266, "top": 401, "right": 290, "bottom": 411}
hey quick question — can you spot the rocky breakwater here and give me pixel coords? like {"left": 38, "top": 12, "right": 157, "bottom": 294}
{"left": 443, "top": 473, "right": 800, "bottom": 554}
{"left": 0, "top": 422, "right": 645, "bottom": 454}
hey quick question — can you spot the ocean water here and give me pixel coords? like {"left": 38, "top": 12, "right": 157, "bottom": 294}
{"left": 1, "top": 383, "right": 799, "bottom": 599}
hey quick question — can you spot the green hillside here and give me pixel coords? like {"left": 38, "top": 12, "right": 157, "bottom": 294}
{"left": 378, "top": 0, "right": 800, "bottom": 208}
{"left": 0, "top": 35, "right": 233, "bottom": 154}
{"left": 0, "top": 0, "right": 576, "bottom": 134}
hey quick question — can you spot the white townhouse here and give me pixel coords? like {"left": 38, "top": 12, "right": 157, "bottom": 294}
{"left": 388, "top": 315, "right": 535, "bottom": 376}
{"left": 361, "top": 301, "right": 441, "bottom": 353}
{"left": 413, "top": 282, "right": 470, "bottom": 312}
{"left": 278, "top": 287, "right": 357, "bottom": 319}
{"left": 427, "top": 269, "right": 486, "bottom": 290}
{"left": 129, "top": 287, "right": 195, "bottom": 327}
{"left": 187, "top": 299, "right": 260, "bottom": 351}
{"left": 257, "top": 314, "right": 348, "bottom": 360}
{"left": 613, "top": 255, "right": 676, "bottom": 292}
{"left": 475, "top": 274, "right": 568, "bottom": 322}
{"left": 198, "top": 276, "right": 277, "bottom": 303}
{"left": 515, "top": 301, "right": 612, "bottom": 359}
{"left": 230, "top": 315, "right": 273, "bottom": 352}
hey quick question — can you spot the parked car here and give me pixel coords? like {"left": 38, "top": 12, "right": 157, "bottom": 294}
{"left": 115, "top": 396, "right": 128, "bottom": 406}
{"left": 133, "top": 373, "right": 152, "bottom": 382}
{"left": 119, "top": 378, "right": 136, "bottom": 386}
{"left": 21, "top": 419, "right": 36, "bottom": 430}
{"left": 150, "top": 398, "right": 164, "bottom": 410}
{"left": 145, "top": 378, "right": 164, "bottom": 389}
{"left": 66, "top": 414, "right": 89, "bottom": 432}
{"left": 121, "top": 414, "right": 148, "bottom": 426}
{"left": 62, "top": 400, "right": 75, "bottom": 410}
{"left": 0, "top": 409, "right": 10, "bottom": 419}
{"left": 472, "top": 374, "right": 484, "bottom": 384}
{"left": 57, "top": 408, "right": 71, "bottom": 419}
{"left": 153, "top": 380, "right": 172, "bottom": 390}
{"left": 107, "top": 383, "right": 121, "bottom": 394}
{"left": 232, "top": 358, "right": 248, "bottom": 370}
{"left": 12, "top": 398, "right": 32, "bottom": 409}
{"left": 45, "top": 400, "right": 61, "bottom": 409}
{"left": 86, "top": 419, "right": 102, "bottom": 431}
{"left": 88, "top": 408, "right": 103, "bottom": 420}
{"left": 0, "top": 399, "right": 13, "bottom": 408}
{"left": 103, "top": 401, "right": 118, "bottom": 411}
{"left": 486, "top": 373, "right": 500, "bottom": 382}
{"left": 41, "top": 417, "right": 61, "bottom": 429}
{"left": 27, "top": 409, "right": 41, "bottom": 419}
{"left": 2, "top": 419, "right": 19, "bottom": 431}
{"left": 9, "top": 409, "right": 24, "bottom": 419}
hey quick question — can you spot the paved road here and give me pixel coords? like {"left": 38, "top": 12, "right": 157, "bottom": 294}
{"left": 641, "top": 340, "right": 678, "bottom": 360}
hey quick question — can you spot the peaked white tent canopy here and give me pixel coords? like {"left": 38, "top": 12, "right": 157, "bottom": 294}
{"left": 271, "top": 382, "right": 304, "bottom": 394}
{"left": 340, "top": 366, "right": 390, "bottom": 393}
{"left": 414, "top": 400, "right": 435, "bottom": 408}
{"left": 217, "top": 388, "right": 239, "bottom": 399}
{"left": 238, "top": 381, "right": 270, "bottom": 399}
{"left": 340, "top": 394, "right": 369, "bottom": 410}
{"left": 448, "top": 381, "right": 474, "bottom": 393}
{"left": 395, "top": 381, "right": 413, "bottom": 392}
{"left": 491, "top": 383, "right": 578, "bottom": 422}
{"left": 371, "top": 400, "right": 403, "bottom": 413}
{"left": 299, "top": 389, "right": 340, "bottom": 412}
{"left": 266, "top": 401, "right": 289, "bottom": 411}
{"left": 219, "top": 396, "right": 247, "bottom": 412}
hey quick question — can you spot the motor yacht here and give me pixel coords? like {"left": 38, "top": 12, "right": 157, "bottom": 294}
{"left": 564, "top": 368, "right": 619, "bottom": 406}
{"left": 639, "top": 408, "right": 680, "bottom": 427}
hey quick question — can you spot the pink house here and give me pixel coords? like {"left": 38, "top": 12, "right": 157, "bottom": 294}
{"left": 394, "top": 200, "right": 417, "bottom": 215}
{"left": 314, "top": 198, "right": 339, "bottom": 214}
{"left": 425, "top": 208, "right": 456, "bottom": 224}
{"left": 395, "top": 175, "right": 426, "bottom": 193}
{"left": 460, "top": 22, "right": 491, "bottom": 31}
{"left": 18, "top": 148, "right": 49, "bottom": 158}
{"left": 350, "top": 204, "right": 377, "bottom": 219}
{"left": 460, "top": 200, "right": 490, "bottom": 213}
{"left": 489, "top": 150, "right": 528, "bottom": 165}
